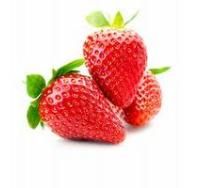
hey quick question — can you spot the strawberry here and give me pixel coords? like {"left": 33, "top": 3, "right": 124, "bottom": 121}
{"left": 83, "top": 11, "right": 147, "bottom": 108}
{"left": 26, "top": 59, "right": 125, "bottom": 144}
{"left": 124, "top": 67, "right": 170, "bottom": 127}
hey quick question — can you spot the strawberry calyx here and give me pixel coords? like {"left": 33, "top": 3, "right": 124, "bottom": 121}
{"left": 149, "top": 66, "right": 171, "bottom": 75}
{"left": 86, "top": 11, "right": 139, "bottom": 29}
{"left": 26, "top": 58, "right": 85, "bottom": 129}
{"left": 48, "top": 58, "right": 84, "bottom": 83}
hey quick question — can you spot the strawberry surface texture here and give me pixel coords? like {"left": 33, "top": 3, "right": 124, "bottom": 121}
{"left": 39, "top": 73, "right": 125, "bottom": 144}
{"left": 124, "top": 72, "right": 162, "bottom": 126}
{"left": 83, "top": 29, "right": 147, "bottom": 108}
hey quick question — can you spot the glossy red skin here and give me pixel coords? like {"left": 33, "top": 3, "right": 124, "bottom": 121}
{"left": 39, "top": 74, "right": 125, "bottom": 144}
{"left": 124, "top": 72, "right": 162, "bottom": 126}
{"left": 83, "top": 29, "right": 147, "bottom": 108}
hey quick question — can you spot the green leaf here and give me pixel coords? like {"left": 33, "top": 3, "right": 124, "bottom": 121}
{"left": 40, "top": 121, "right": 44, "bottom": 128}
{"left": 112, "top": 11, "right": 124, "bottom": 28}
{"left": 86, "top": 11, "right": 110, "bottom": 27}
{"left": 149, "top": 66, "right": 171, "bottom": 75}
{"left": 52, "top": 69, "right": 56, "bottom": 77}
{"left": 27, "top": 100, "right": 40, "bottom": 129}
{"left": 26, "top": 74, "right": 46, "bottom": 98}
{"left": 53, "top": 58, "right": 85, "bottom": 79}
{"left": 124, "top": 10, "right": 139, "bottom": 26}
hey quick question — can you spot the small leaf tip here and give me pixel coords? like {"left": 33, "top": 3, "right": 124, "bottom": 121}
{"left": 86, "top": 11, "right": 110, "bottom": 28}
{"left": 124, "top": 10, "right": 139, "bottom": 26}
{"left": 150, "top": 66, "right": 171, "bottom": 75}
{"left": 112, "top": 11, "right": 124, "bottom": 28}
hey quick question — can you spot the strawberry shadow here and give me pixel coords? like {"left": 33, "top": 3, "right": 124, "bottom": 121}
{"left": 126, "top": 122, "right": 153, "bottom": 134}
{"left": 57, "top": 138, "right": 122, "bottom": 147}
{"left": 55, "top": 123, "right": 154, "bottom": 146}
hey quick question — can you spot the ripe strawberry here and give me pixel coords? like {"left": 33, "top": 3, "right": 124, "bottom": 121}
{"left": 83, "top": 11, "right": 147, "bottom": 108}
{"left": 124, "top": 72, "right": 161, "bottom": 126}
{"left": 124, "top": 66, "right": 170, "bottom": 127}
{"left": 107, "top": 99, "right": 126, "bottom": 121}
{"left": 26, "top": 59, "right": 125, "bottom": 144}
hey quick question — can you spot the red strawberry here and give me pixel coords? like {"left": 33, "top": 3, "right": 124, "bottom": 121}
{"left": 107, "top": 99, "right": 126, "bottom": 121}
{"left": 124, "top": 67, "right": 170, "bottom": 126}
{"left": 83, "top": 11, "right": 147, "bottom": 108}
{"left": 26, "top": 59, "right": 125, "bottom": 144}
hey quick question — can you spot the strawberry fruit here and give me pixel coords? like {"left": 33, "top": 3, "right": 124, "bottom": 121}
{"left": 83, "top": 11, "right": 147, "bottom": 108}
{"left": 25, "top": 10, "right": 170, "bottom": 144}
{"left": 124, "top": 67, "right": 170, "bottom": 127}
{"left": 26, "top": 59, "right": 125, "bottom": 144}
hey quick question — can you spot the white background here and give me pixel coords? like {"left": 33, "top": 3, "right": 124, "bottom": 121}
{"left": 0, "top": 0, "right": 199, "bottom": 188}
